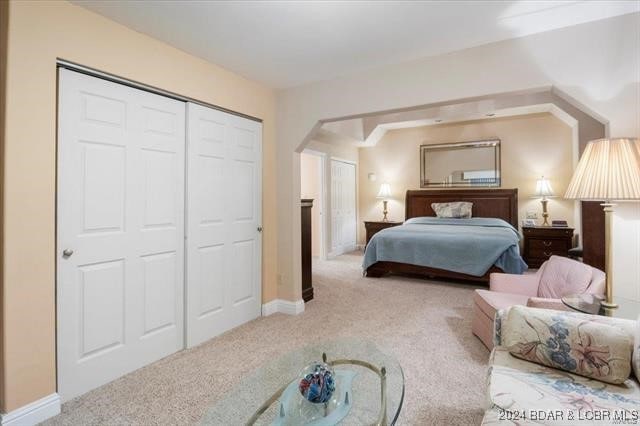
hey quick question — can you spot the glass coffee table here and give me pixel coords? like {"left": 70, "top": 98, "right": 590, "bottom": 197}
{"left": 561, "top": 293, "right": 640, "bottom": 320}
{"left": 201, "top": 339, "right": 404, "bottom": 426}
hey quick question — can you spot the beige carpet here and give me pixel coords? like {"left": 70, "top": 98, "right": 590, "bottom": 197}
{"left": 44, "top": 252, "right": 490, "bottom": 426}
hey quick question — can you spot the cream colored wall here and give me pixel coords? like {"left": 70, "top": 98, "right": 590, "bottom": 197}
{"left": 357, "top": 114, "right": 575, "bottom": 244}
{"left": 306, "top": 140, "right": 358, "bottom": 162}
{"left": 1, "top": 0, "right": 277, "bottom": 412}
{"left": 300, "top": 153, "right": 322, "bottom": 257}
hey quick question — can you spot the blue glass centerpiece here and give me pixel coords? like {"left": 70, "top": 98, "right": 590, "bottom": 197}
{"left": 272, "top": 368, "right": 357, "bottom": 426}
{"left": 298, "top": 362, "right": 336, "bottom": 404}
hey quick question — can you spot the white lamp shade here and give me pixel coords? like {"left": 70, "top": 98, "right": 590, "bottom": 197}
{"left": 535, "top": 177, "right": 554, "bottom": 198}
{"left": 377, "top": 183, "right": 392, "bottom": 199}
{"left": 565, "top": 138, "right": 640, "bottom": 200}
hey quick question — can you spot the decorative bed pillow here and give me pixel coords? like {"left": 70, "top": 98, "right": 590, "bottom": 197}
{"left": 431, "top": 202, "right": 472, "bottom": 218}
{"left": 503, "top": 306, "right": 632, "bottom": 384}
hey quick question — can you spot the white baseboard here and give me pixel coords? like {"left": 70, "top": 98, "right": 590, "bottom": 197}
{"left": 344, "top": 244, "right": 357, "bottom": 253}
{"left": 261, "top": 299, "right": 279, "bottom": 316}
{"left": 278, "top": 299, "right": 305, "bottom": 315}
{"left": 328, "top": 244, "right": 359, "bottom": 258}
{"left": 0, "top": 393, "right": 60, "bottom": 426}
{"left": 261, "top": 299, "right": 305, "bottom": 316}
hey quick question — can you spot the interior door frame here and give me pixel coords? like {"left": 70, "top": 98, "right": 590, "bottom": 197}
{"left": 328, "top": 157, "right": 357, "bottom": 258}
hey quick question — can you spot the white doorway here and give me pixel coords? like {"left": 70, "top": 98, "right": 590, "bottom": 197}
{"left": 300, "top": 151, "right": 325, "bottom": 259}
{"left": 330, "top": 159, "right": 357, "bottom": 256}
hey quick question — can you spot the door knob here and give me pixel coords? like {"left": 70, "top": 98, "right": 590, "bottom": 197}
{"left": 62, "top": 249, "right": 74, "bottom": 258}
{"left": 257, "top": 226, "right": 263, "bottom": 232}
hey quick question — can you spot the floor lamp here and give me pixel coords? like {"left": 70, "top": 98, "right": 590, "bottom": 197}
{"left": 564, "top": 138, "right": 640, "bottom": 308}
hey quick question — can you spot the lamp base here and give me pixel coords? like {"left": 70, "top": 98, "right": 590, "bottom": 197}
{"left": 540, "top": 199, "right": 550, "bottom": 226}
{"left": 600, "top": 300, "right": 618, "bottom": 309}
{"left": 381, "top": 200, "right": 389, "bottom": 222}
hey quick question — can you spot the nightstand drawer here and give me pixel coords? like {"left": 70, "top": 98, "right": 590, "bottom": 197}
{"left": 521, "top": 226, "right": 574, "bottom": 269}
{"left": 528, "top": 238, "right": 567, "bottom": 253}
{"left": 528, "top": 247, "right": 566, "bottom": 260}
{"left": 523, "top": 227, "right": 573, "bottom": 238}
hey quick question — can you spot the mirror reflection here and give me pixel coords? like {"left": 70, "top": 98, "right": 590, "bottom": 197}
{"left": 420, "top": 139, "right": 501, "bottom": 187}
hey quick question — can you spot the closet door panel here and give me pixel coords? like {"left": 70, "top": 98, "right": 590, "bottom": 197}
{"left": 186, "top": 104, "right": 262, "bottom": 348}
{"left": 130, "top": 88, "right": 185, "bottom": 368}
{"left": 186, "top": 105, "right": 230, "bottom": 348}
{"left": 57, "top": 69, "right": 185, "bottom": 402}
{"left": 228, "top": 115, "right": 262, "bottom": 326}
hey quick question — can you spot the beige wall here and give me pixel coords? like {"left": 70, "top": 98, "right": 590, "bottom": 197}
{"left": 300, "top": 153, "right": 322, "bottom": 257}
{"left": 306, "top": 140, "right": 358, "bottom": 163}
{"left": 1, "top": 0, "right": 277, "bottom": 412}
{"left": 357, "top": 114, "right": 576, "bottom": 244}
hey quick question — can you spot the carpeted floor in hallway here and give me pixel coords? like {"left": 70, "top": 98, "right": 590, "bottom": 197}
{"left": 44, "top": 252, "right": 490, "bottom": 426}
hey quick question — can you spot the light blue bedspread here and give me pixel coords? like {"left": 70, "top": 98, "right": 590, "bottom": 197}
{"left": 362, "top": 217, "right": 528, "bottom": 276}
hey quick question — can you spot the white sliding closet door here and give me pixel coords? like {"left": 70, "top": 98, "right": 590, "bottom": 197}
{"left": 186, "top": 103, "right": 262, "bottom": 348}
{"left": 57, "top": 69, "right": 185, "bottom": 401}
{"left": 330, "top": 160, "right": 357, "bottom": 256}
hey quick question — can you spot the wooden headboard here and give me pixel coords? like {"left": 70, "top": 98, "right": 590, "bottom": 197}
{"left": 405, "top": 189, "right": 519, "bottom": 228}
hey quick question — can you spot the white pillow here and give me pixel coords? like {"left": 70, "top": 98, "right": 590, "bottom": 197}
{"left": 431, "top": 201, "right": 472, "bottom": 218}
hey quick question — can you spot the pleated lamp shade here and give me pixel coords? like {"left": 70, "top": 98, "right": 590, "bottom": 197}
{"left": 535, "top": 177, "right": 555, "bottom": 198}
{"left": 377, "top": 183, "right": 392, "bottom": 199}
{"left": 565, "top": 138, "right": 640, "bottom": 201}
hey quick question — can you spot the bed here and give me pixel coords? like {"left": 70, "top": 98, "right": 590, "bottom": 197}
{"left": 363, "top": 189, "right": 526, "bottom": 283}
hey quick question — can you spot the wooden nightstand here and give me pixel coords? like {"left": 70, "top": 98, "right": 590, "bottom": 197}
{"left": 522, "top": 226, "right": 574, "bottom": 268}
{"left": 365, "top": 221, "right": 402, "bottom": 246}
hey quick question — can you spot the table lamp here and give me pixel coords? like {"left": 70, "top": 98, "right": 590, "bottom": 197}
{"left": 377, "top": 183, "right": 392, "bottom": 221}
{"left": 565, "top": 138, "right": 640, "bottom": 308}
{"left": 535, "top": 176, "right": 555, "bottom": 226}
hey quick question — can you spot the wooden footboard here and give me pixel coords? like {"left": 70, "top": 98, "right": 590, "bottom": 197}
{"left": 365, "top": 261, "right": 498, "bottom": 283}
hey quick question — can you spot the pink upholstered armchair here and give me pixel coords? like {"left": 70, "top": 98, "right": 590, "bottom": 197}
{"left": 472, "top": 255, "right": 605, "bottom": 349}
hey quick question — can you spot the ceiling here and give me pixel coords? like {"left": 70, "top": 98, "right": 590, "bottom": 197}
{"left": 74, "top": 1, "right": 638, "bottom": 89}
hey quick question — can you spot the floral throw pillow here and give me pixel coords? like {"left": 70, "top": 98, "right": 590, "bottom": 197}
{"left": 431, "top": 202, "right": 472, "bottom": 218}
{"left": 503, "top": 306, "right": 632, "bottom": 384}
